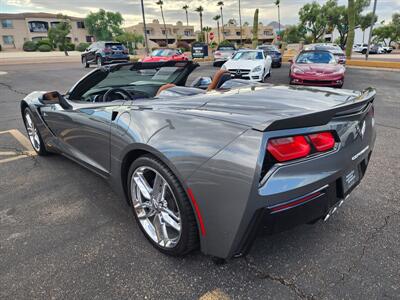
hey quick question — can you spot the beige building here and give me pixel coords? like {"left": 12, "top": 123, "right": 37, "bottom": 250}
{"left": 209, "top": 22, "right": 276, "bottom": 45}
{"left": 125, "top": 19, "right": 196, "bottom": 47}
{"left": 0, "top": 13, "right": 93, "bottom": 51}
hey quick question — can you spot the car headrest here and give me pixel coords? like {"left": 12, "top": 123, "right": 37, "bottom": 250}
{"left": 156, "top": 83, "right": 176, "bottom": 96}
{"left": 207, "top": 69, "right": 231, "bottom": 92}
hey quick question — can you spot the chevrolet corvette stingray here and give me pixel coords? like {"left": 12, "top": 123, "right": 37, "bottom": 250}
{"left": 21, "top": 61, "right": 376, "bottom": 259}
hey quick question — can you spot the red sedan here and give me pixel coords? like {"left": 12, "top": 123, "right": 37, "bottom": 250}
{"left": 289, "top": 50, "right": 345, "bottom": 88}
{"left": 141, "top": 48, "right": 188, "bottom": 62}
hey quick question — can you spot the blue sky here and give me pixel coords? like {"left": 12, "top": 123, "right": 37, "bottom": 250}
{"left": 1, "top": 0, "right": 399, "bottom": 27}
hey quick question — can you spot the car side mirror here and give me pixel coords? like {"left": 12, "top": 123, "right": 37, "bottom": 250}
{"left": 288, "top": 58, "right": 293, "bottom": 63}
{"left": 190, "top": 76, "right": 212, "bottom": 89}
{"left": 40, "top": 91, "right": 71, "bottom": 109}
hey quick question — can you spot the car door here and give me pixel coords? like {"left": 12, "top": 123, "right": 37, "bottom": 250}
{"left": 86, "top": 43, "right": 98, "bottom": 63}
{"left": 40, "top": 100, "right": 122, "bottom": 176}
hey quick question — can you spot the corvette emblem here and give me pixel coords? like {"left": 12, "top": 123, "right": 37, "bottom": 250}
{"left": 236, "top": 69, "right": 241, "bottom": 75}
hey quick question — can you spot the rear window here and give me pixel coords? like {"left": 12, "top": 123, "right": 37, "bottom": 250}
{"left": 217, "top": 46, "right": 235, "bottom": 51}
{"left": 105, "top": 43, "right": 124, "bottom": 50}
{"left": 151, "top": 49, "right": 176, "bottom": 57}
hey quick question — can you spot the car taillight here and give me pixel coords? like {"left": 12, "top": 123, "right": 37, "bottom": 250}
{"left": 267, "top": 132, "right": 335, "bottom": 162}
{"left": 308, "top": 132, "right": 335, "bottom": 152}
{"left": 267, "top": 136, "right": 311, "bottom": 162}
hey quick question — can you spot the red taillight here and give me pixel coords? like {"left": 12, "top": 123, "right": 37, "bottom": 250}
{"left": 267, "top": 136, "right": 311, "bottom": 162}
{"left": 308, "top": 132, "right": 335, "bottom": 152}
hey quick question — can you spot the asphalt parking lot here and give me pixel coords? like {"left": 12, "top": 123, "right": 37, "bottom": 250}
{"left": 0, "top": 62, "right": 399, "bottom": 299}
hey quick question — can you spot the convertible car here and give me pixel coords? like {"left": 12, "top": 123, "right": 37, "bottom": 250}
{"left": 21, "top": 61, "right": 376, "bottom": 260}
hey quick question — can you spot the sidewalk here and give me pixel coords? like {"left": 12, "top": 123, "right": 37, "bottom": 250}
{"left": 0, "top": 51, "right": 81, "bottom": 65}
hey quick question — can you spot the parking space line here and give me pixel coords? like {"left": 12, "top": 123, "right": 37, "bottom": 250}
{"left": 0, "top": 129, "right": 36, "bottom": 164}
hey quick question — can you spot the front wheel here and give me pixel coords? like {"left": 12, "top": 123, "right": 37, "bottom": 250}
{"left": 82, "top": 56, "right": 89, "bottom": 68}
{"left": 127, "top": 155, "right": 199, "bottom": 256}
{"left": 23, "top": 108, "right": 48, "bottom": 156}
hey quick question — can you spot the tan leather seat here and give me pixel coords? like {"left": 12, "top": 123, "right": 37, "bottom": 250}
{"left": 156, "top": 83, "right": 176, "bottom": 96}
{"left": 207, "top": 69, "right": 231, "bottom": 92}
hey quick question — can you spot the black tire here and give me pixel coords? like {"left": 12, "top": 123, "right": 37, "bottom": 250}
{"left": 23, "top": 108, "right": 49, "bottom": 156}
{"left": 362, "top": 49, "right": 367, "bottom": 54}
{"left": 127, "top": 155, "right": 199, "bottom": 256}
{"left": 82, "top": 56, "right": 89, "bottom": 68}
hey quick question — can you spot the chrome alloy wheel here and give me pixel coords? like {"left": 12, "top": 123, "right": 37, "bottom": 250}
{"left": 24, "top": 112, "right": 41, "bottom": 152}
{"left": 131, "top": 166, "right": 182, "bottom": 248}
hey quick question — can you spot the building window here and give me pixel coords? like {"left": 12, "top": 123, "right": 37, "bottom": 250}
{"left": 1, "top": 20, "right": 13, "bottom": 28}
{"left": 236, "top": 31, "right": 241, "bottom": 36}
{"left": 146, "top": 30, "right": 151, "bottom": 35}
{"left": 77, "top": 21, "right": 85, "bottom": 29}
{"left": 86, "top": 36, "right": 94, "bottom": 43}
{"left": 28, "top": 21, "right": 49, "bottom": 33}
{"left": 50, "top": 21, "right": 60, "bottom": 29}
{"left": 2, "top": 35, "right": 14, "bottom": 45}
{"left": 184, "top": 30, "right": 191, "bottom": 36}
{"left": 264, "top": 30, "right": 272, "bottom": 36}
{"left": 162, "top": 30, "right": 166, "bottom": 35}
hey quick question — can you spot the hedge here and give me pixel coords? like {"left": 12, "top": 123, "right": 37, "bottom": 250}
{"left": 36, "top": 39, "right": 53, "bottom": 50}
{"left": 38, "top": 44, "right": 52, "bottom": 52}
{"left": 59, "top": 43, "right": 75, "bottom": 51}
{"left": 23, "top": 41, "right": 37, "bottom": 52}
{"left": 76, "top": 42, "right": 89, "bottom": 52}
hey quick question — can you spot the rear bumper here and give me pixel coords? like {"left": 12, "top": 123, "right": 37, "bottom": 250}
{"left": 103, "top": 55, "right": 130, "bottom": 64}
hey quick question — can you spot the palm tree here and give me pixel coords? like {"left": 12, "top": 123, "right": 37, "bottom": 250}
{"left": 195, "top": 6, "right": 204, "bottom": 42}
{"left": 203, "top": 26, "right": 212, "bottom": 44}
{"left": 156, "top": 0, "right": 168, "bottom": 46}
{"left": 213, "top": 15, "right": 221, "bottom": 43}
{"left": 238, "top": 0, "right": 243, "bottom": 45}
{"left": 140, "top": 0, "right": 149, "bottom": 54}
{"left": 217, "top": 1, "right": 225, "bottom": 39}
{"left": 182, "top": 4, "right": 189, "bottom": 26}
{"left": 274, "top": 0, "right": 281, "bottom": 37}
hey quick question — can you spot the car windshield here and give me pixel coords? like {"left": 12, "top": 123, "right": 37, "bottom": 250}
{"left": 151, "top": 49, "right": 175, "bottom": 57}
{"left": 232, "top": 51, "right": 263, "bottom": 60}
{"left": 296, "top": 51, "right": 336, "bottom": 64}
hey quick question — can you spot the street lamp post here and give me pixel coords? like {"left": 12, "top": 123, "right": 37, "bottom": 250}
{"left": 140, "top": 0, "right": 149, "bottom": 55}
{"left": 366, "top": 0, "right": 377, "bottom": 61}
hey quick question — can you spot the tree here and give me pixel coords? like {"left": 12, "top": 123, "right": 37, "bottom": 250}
{"left": 156, "top": 0, "right": 168, "bottom": 46}
{"left": 372, "top": 14, "right": 400, "bottom": 47}
{"left": 203, "top": 26, "right": 212, "bottom": 44}
{"left": 281, "top": 25, "right": 306, "bottom": 43}
{"left": 195, "top": 6, "right": 204, "bottom": 42}
{"left": 346, "top": 0, "right": 356, "bottom": 58}
{"left": 182, "top": 5, "right": 189, "bottom": 26}
{"left": 213, "top": 15, "right": 221, "bottom": 43}
{"left": 299, "top": 2, "right": 327, "bottom": 42}
{"left": 360, "top": 12, "right": 377, "bottom": 43}
{"left": 116, "top": 32, "right": 144, "bottom": 52}
{"left": 48, "top": 14, "right": 71, "bottom": 56}
{"left": 252, "top": 9, "right": 259, "bottom": 48}
{"left": 217, "top": 1, "right": 225, "bottom": 39}
{"left": 274, "top": 0, "right": 281, "bottom": 37}
{"left": 85, "top": 9, "right": 123, "bottom": 41}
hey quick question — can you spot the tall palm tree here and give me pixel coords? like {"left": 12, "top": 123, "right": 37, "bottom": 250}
{"left": 140, "top": 0, "right": 149, "bottom": 54}
{"left": 238, "top": 0, "right": 243, "bottom": 45}
{"left": 217, "top": 1, "right": 224, "bottom": 39}
{"left": 182, "top": 4, "right": 189, "bottom": 26}
{"left": 203, "top": 26, "right": 212, "bottom": 44}
{"left": 213, "top": 15, "right": 221, "bottom": 43}
{"left": 195, "top": 6, "right": 204, "bottom": 42}
{"left": 156, "top": 0, "right": 168, "bottom": 46}
{"left": 274, "top": 0, "right": 281, "bottom": 39}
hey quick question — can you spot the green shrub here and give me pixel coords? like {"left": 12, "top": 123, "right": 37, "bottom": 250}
{"left": 23, "top": 41, "right": 37, "bottom": 52}
{"left": 36, "top": 39, "right": 53, "bottom": 50}
{"left": 76, "top": 42, "right": 89, "bottom": 52}
{"left": 38, "top": 44, "right": 52, "bottom": 52}
{"left": 59, "top": 43, "right": 75, "bottom": 51}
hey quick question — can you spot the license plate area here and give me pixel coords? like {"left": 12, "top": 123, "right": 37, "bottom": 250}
{"left": 338, "top": 165, "right": 360, "bottom": 197}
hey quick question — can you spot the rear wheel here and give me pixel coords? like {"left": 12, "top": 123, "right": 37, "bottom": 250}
{"left": 127, "top": 155, "right": 199, "bottom": 256}
{"left": 23, "top": 108, "right": 48, "bottom": 156}
{"left": 82, "top": 56, "right": 89, "bottom": 68}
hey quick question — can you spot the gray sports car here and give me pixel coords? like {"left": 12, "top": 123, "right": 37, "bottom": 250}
{"left": 21, "top": 61, "right": 376, "bottom": 259}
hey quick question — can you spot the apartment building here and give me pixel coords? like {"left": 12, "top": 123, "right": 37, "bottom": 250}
{"left": 0, "top": 13, "right": 93, "bottom": 50}
{"left": 125, "top": 19, "right": 196, "bottom": 46}
{"left": 210, "top": 22, "right": 276, "bottom": 45}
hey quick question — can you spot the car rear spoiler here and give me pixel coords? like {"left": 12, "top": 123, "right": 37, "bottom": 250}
{"left": 253, "top": 88, "right": 376, "bottom": 132}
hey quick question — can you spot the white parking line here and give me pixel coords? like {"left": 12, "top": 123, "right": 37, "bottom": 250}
{"left": 0, "top": 129, "right": 36, "bottom": 164}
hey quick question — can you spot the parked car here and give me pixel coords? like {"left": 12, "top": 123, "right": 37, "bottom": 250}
{"left": 354, "top": 43, "right": 385, "bottom": 54}
{"left": 377, "top": 44, "right": 393, "bottom": 53}
{"left": 81, "top": 41, "right": 130, "bottom": 68}
{"left": 141, "top": 48, "right": 188, "bottom": 62}
{"left": 305, "top": 43, "right": 346, "bottom": 64}
{"left": 21, "top": 60, "right": 376, "bottom": 260}
{"left": 213, "top": 44, "right": 237, "bottom": 67}
{"left": 221, "top": 49, "right": 272, "bottom": 82}
{"left": 256, "top": 44, "right": 282, "bottom": 67}
{"left": 289, "top": 50, "right": 346, "bottom": 88}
